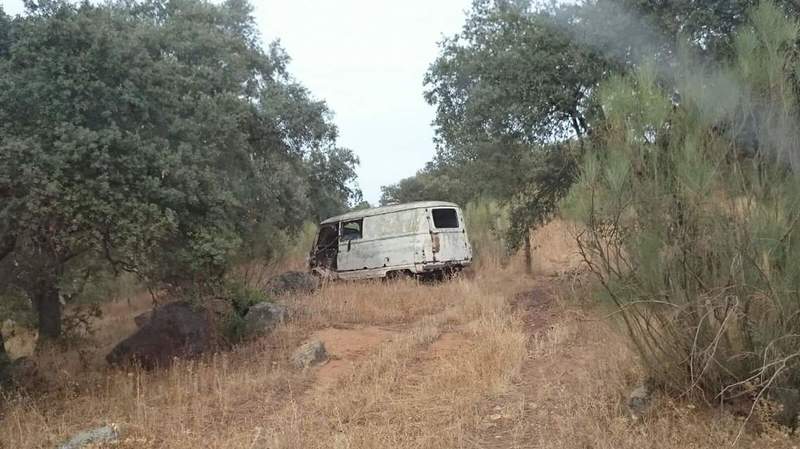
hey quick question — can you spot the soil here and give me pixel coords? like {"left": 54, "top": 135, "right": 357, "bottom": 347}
{"left": 311, "top": 326, "right": 397, "bottom": 387}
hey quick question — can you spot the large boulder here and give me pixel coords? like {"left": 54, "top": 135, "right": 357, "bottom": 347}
{"left": 265, "top": 271, "right": 319, "bottom": 297}
{"left": 243, "top": 301, "right": 287, "bottom": 337}
{"left": 107, "top": 302, "right": 212, "bottom": 369}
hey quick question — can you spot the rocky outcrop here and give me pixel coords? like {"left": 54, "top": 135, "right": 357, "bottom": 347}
{"left": 265, "top": 271, "right": 319, "bottom": 297}
{"left": 107, "top": 302, "right": 212, "bottom": 369}
{"left": 243, "top": 302, "right": 287, "bottom": 337}
{"left": 290, "top": 339, "right": 327, "bottom": 368}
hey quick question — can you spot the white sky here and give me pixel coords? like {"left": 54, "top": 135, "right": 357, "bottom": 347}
{"left": 1, "top": 0, "right": 472, "bottom": 204}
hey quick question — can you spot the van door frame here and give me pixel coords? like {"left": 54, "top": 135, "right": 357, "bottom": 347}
{"left": 337, "top": 218, "right": 364, "bottom": 272}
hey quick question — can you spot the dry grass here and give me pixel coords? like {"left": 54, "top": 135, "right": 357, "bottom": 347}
{"left": 1, "top": 224, "right": 799, "bottom": 448}
{"left": 0, "top": 270, "right": 533, "bottom": 449}
{"left": 470, "top": 302, "right": 800, "bottom": 449}
{"left": 529, "top": 219, "right": 584, "bottom": 276}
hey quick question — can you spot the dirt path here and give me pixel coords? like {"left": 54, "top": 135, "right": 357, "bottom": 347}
{"left": 310, "top": 325, "right": 397, "bottom": 388}
{"left": 467, "top": 279, "right": 625, "bottom": 449}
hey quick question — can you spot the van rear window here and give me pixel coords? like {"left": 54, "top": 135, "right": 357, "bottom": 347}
{"left": 432, "top": 208, "right": 459, "bottom": 228}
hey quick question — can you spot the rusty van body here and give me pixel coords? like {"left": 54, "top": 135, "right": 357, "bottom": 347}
{"left": 309, "top": 201, "right": 473, "bottom": 280}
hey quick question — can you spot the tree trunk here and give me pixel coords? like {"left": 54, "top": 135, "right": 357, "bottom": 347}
{"left": 524, "top": 229, "right": 533, "bottom": 275}
{"left": 34, "top": 284, "right": 62, "bottom": 341}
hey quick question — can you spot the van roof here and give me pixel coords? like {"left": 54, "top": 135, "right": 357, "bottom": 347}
{"left": 320, "top": 201, "right": 460, "bottom": 225}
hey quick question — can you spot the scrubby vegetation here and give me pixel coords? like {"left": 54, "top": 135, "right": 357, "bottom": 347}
{"left": 566, "top": 1, "right": 800, "bottom": 410}
{"left": 3, "top": 0, "right": 800, "bottom": 446}
{"left": 0, "top": 0, "right": 360, "bottom": 348}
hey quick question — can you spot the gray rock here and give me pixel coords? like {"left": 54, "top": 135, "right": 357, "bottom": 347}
{"left": 265, "top": 271, "right": 319, "bottom": 297}
{"left": 57, "top": 425, "right": 119, "bottom": 449}
{"left": 291, "top": 339, "right": 327, "bottom": 368}
{"left": 627, "top": 384, "right": 651, "bottom": 418}
{"left": 244, "top": 302, "right": 287, "bottom": 336}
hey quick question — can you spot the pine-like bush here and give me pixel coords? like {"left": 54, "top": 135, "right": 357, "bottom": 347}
{"left": 565, "top": 1, "right": 800, "bottom": 404}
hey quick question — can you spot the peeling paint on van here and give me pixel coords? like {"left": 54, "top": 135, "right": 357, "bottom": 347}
{"left": 309, "top": 201, "right": 473, "bottom": 280}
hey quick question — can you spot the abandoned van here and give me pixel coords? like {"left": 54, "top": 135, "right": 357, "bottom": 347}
{"left": 309, "top": 201, "right": 473, "bottom": 280}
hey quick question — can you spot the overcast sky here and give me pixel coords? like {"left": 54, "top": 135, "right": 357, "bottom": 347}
{"left": 1, "top": 0, "right": 472, "bottom": 204}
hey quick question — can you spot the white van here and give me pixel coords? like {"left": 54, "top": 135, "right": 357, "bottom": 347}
{"left": 309, "top": 201, "right": 473, "bottom": 280}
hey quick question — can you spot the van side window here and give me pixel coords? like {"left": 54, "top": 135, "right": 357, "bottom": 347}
{"left": 341, "top": 219, "right": 363, "bottom": 240}
{"left": 432, "top": 208, "right": 459, "bottom": 228}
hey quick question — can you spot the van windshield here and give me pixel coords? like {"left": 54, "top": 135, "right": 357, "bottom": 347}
{"left": 432, "top": 208, "right": 459, "bottom": 228}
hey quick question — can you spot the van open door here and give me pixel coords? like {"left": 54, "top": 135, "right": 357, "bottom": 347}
{"left": 310, "top": 224, "right": 339, "bottom": 276}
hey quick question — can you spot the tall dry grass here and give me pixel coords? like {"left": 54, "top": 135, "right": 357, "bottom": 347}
{"left": 0, "top": 263, "right": 533, "bottom": 449}
{"left": 3, "top": 218, "right": 796, "bottom": 448}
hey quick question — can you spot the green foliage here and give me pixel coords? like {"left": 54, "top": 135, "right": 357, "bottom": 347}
{"left": 306, "top": 148, "right": 362, "bottom": 221}
{"left": 463, "top": 198, "right": 510, "bottom": 268}
{"left": 0, "top": 0, "right": 359, "bottom": 339}
{"left": 605, "top": 0, "right": 800, "bottom": 61}
{"left": 380, "top": 165, "right": 468, "bottom": 206}
{"left": 223, "top": 278, "right": 268, "bottom": 317}
{"left": 424, "top": 1, "right": 611, "bottom": 147}
{"left": 567, "top": 1, "right": 800, "bottom": 401}
{"left": 384, "top": 0, "right": 611, "bottom": 250}
{"left": 219, "top": 277, "right": 270, "bottom": 344}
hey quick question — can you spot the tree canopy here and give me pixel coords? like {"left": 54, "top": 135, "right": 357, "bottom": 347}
{"left": 383, "top": 0, "right": 800, "bottom": 257}
{"left": 0, "top": 0, "right": 359, "bottom": 340}
{"left": 384, "top": 0, "right": 613, "bottom": 261}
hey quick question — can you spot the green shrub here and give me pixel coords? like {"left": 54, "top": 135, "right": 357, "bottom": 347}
{"left": 565, "top": 1, "right": 800, "bottom": 403}
{"left": 223, "top": 279, "right": 269, "bottom": 317}
{"left": 463, "top": 198, "right": 511, "bottom": 268}
{"left": 219, "top": 278, "right": 271, "bottom": 344}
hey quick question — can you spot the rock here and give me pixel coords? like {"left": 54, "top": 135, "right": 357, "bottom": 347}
{"left": 133, "top": 310, "right": 152, "bottom": 328}
{"left": 134, "top": 299, "right": 233, "bottom": 330}
{"left": 107, "top": 302, "right": 212, "bottom": 369}
{"left": 627, "top": 383, "right": 651, "bottom": 418}
{"left": 243, "top": 302, "right": 287, "bottom": 336}
{"left": 57, "top": 425, "right": 119, "bottom": 449}
{"left": 265, "top": 271, "right": 319, "bottom": 297}
{"left": 290, "top": 339, "right": 327, "bottom": 368}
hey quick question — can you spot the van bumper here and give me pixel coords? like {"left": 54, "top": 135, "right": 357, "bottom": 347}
{"left": 417, "top": 259, "right": 471, "bottom": 272}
